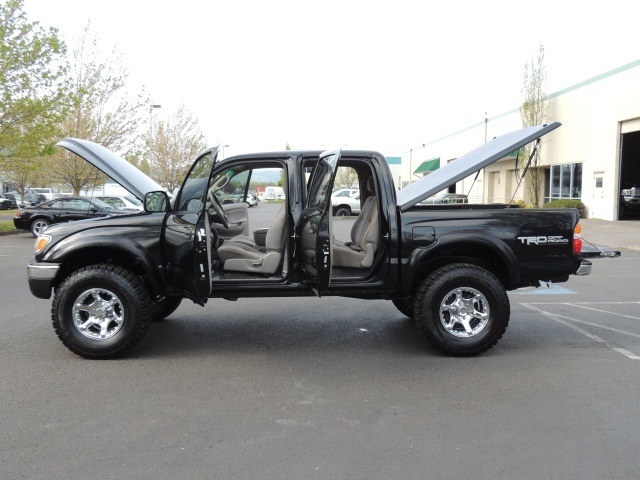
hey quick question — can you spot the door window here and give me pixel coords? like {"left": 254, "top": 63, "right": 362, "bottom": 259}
{"left": 307, "top": 153, "right": 339, "bottom": 210}
{"left": 174, "top": 150, "right": 216, "bottom": 222}
{"left": 64, "top": 199, "right": 91, "bottom": 210}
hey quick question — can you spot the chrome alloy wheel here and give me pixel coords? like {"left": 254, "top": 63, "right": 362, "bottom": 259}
{"left": 439, "top": 287, "right": 490, "bottom": 337}
{"left": 31, "top": 219, "right": 49, "bottom": 235}
{"left": 71, "top": 288, "right": 124, "bottom": 340}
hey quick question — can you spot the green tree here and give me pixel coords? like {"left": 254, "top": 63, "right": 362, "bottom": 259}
{"left": 0, "top": 0, "right": 71, "bottom": 199}
{"left": 519, "top": 44, "right": 548, "bottom": 207}
{"left": 45, "top": 23, "right": 149, "bottom": 195}
{"left": 149, "top": 105, "right": 207, "bottom": 191}
{"left": 334, "top": 166, "right": 359, "bottom": 189}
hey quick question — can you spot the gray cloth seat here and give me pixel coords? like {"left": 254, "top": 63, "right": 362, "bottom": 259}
{"left": 332, "top": 178, "right": 379, "bottom": 268}
{"left": 217, "top": 204, "right": 287, "bottom": 274}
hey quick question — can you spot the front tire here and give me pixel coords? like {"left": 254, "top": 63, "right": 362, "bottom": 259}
{"left": 52, "top": 264, "right": 152, "bottom": 359}
{"left": 414, "top": 264, "right": 510, "bottom": 356}
{"left": 151, "top": 296, "right": 183, "bottom": 322}
{"left": 335, "top": 207, "right": 351, "bottom": 217}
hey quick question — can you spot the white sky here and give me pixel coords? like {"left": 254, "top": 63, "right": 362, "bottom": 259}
{"left": 23, "top": 0, "right": 640, "bottom": 158}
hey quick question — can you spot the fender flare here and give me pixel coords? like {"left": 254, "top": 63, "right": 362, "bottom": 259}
{"left": 44, "top": 234, "right": 165, "bottom": 296}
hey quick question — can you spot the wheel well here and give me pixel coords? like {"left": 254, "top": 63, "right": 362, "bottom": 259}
{"left": 335, "top": 204, "right": 352, "bottom": 212}
{"left": 29, "top": 216, "right": 50, "bottom": 225}
{"left": 53, "top": 247, "right": 158, "bottom": 295}
{"left": 409, "top": 244, "right": 509, "bottom": 295}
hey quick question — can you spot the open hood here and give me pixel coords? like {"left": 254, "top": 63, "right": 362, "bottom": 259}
{"left": 396, "top": 122, "right": 562, "bottom": 211}
{"left": 57, "top": 138, "right": 165, "bottom": 200}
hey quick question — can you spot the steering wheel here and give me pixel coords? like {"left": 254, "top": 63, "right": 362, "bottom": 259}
{"left": 208, "top": 190, "right": 229, "bottom": 229}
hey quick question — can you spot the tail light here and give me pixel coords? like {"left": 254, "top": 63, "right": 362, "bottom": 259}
{"left": 573, "top": 223, "right": 582, "bottom": 255}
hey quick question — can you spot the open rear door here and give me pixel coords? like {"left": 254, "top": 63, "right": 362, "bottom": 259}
{"left": 297, "top": 148, "right": 341, "bottom": 296}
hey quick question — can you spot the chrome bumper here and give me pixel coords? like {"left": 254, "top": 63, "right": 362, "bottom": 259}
{"left": 574, "top": 259, "right": 592, "bottom": 276}
{"left": 27, "top": 262, "right": 60, "bottom": 299}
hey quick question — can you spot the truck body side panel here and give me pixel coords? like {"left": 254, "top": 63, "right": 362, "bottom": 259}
{"left": 398, "top": 205, "right": 580, "bottom": 291}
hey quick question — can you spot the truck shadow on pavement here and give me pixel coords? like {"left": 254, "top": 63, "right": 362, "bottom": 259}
{"left": 137, "top": 310, "right": 435, "bottom": 360}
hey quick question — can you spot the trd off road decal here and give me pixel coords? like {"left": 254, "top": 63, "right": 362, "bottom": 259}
{"left": 517, "top": 235, "right": 569, "bottom": 246}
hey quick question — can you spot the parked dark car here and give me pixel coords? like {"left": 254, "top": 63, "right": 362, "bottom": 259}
{"left": 13, "top": 196, "right": 136, "bottom": 236}
{"left": 0, "top": 193, "right": 18, "bottom": 210}
{"left": 621, "top": 187, "right": 640, "bottom": 212}
{"left": 5, "top": 190, "right": 46, "bottom": 206}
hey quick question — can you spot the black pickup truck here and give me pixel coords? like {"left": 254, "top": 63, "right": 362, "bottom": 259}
{"left": 27, "top": 122, "right": 596, "bottom": 359}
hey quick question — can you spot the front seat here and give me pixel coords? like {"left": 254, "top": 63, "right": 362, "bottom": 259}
{"left": 332, "top": 177, "right": 379, "bottom": 268}
{"left": 217, "top": 204, "right": 287, "bottom": 274}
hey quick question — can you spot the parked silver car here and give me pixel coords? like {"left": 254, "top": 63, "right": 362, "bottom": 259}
{"left": 332, "top": 192, "right": 361, "bottom": 216}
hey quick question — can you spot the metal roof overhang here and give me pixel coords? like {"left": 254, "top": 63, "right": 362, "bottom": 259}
{"left": 413, "top": 157, "right": 440, "bottom": 175}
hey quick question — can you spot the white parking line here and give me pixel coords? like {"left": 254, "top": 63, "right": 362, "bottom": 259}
{"left": 564, "top": 303, "right": 640, "bottom": 321}
{"left": 523, "top": 301, "right": 640, "bottom": 305}
{"left": 533, "top": 311, "right": 640, "bottom": 339}
{"left": 521, "top": 303, "right": 640, "bottom": 360}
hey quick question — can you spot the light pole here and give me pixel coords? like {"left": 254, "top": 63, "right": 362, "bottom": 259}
{"left": 221, "top": 144, "right": 229, "bottom": 159}
{"left": 149, "top": 104, "right": 161, "bottom": 179}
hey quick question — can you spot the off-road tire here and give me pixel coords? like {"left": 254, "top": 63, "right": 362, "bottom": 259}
{"left": 52, "top": 264, "right": 152, "bottom": 359}
{"left": 414, "top": 263, "right": 510, "bottom": 356}
{"left": 392, "top": 297, "right": 414, "bottom": 319}
{"left": 151, "top": 296, "right": 183, "bottom": 322}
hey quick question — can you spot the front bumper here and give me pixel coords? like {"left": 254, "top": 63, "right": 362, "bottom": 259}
{"left": 27, "top": 262, "right": 60, "bottom": 299}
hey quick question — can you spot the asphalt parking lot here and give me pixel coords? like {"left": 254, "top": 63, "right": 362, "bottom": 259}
{"left": 1, "top": 208, "right": 639, "bottom": 479}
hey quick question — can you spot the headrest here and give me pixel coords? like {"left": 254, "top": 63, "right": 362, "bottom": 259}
{"left": 366, "top": 176, "right": 375, "bottom": 194}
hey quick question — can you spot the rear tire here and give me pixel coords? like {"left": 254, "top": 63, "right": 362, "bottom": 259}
{"left": 30, "top": 218, "right": 50, "bottom": 237}
{"left": 414, "top": 263, "right": 509, "bottom": 356}
{"left": 52, "top": 264, "right": 152, "bottom": 359}
{"left": 392, "top": 297, "right": 414, "bottom": 319}
{"left": 335, "top": 207, "right": 351, "bottom": 217}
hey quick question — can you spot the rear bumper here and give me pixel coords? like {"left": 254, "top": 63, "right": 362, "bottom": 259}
{"left": 27, "top": 262, "right": 60, "bottom": 299}
{"left": 13, "top": 217, "right": 29, "bottom": 230}
{"left": 574, "top": 259, "right": 592, "bottom": 276}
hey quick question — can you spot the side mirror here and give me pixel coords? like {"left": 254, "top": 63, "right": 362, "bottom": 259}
{"left": 144, "top": 191, "right": 170, "bottom": 213}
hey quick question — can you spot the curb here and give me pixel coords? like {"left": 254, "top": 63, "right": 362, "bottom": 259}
{"left": 0, "top": 229, "right": 23, "bottom": 237}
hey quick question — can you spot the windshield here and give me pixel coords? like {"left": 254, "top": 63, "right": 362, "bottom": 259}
{"left": 125, "top": 196, "right": 143, "bottom": 206}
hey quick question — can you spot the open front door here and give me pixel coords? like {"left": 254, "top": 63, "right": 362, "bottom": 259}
{"left": 163, "top": 147, "right": 218, "bottom": 305}
{"left": 297, "top": 148, "right": 341, "bottom": 295}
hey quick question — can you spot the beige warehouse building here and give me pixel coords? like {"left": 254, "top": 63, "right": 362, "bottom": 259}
{"left": 399, "top": 59, "right": 640, "bottom": 222}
